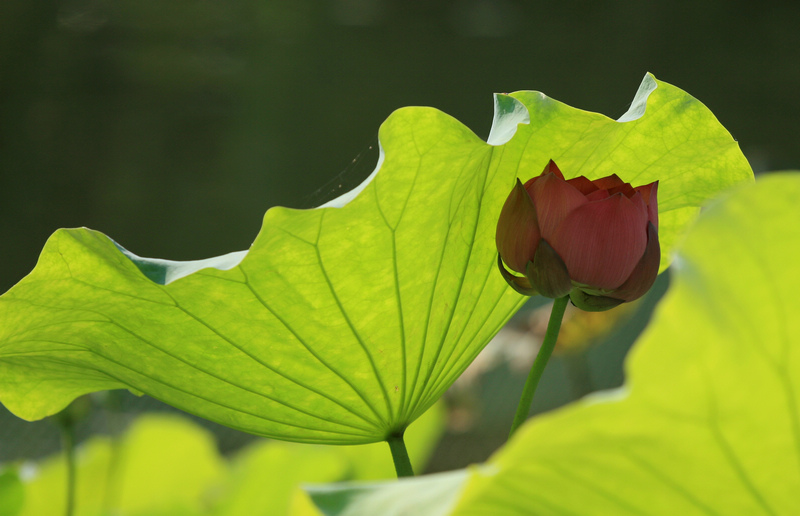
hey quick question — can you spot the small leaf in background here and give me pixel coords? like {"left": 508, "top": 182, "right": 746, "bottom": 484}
{"left": 12, "top": 402, "right": 443, "bottom": 516}
{"left": 0, "top": 74, "right": 751, "bottom": 445}
{"left": 0, "top": 468, "right": 24, "bottom": 516}
{"left": 18, "top": 414, "right": 225, "bottom": 516}
{"left": 306, "top": 173, "right": 800, "bottom": 515}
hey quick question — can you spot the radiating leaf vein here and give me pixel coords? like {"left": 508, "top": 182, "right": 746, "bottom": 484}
{"left": 545, "top": 460, "right": 644, "bottom": 514}
{"left": 704, "top": 368, "right": 778, "bottom": 516}
{"left": 240, "top": 267, "right": 386, "bottom": 429}
{"left": 104, "top": 318, "right": 376, "bottom": 435}
{"left": 619, "top": 446, "right": 722, "bottom": 516}
{"left": 165, "top": 296, "right": 379, "bottom": 432}
{"left": 314, "top": 213, "right": 394, "bottom": 427}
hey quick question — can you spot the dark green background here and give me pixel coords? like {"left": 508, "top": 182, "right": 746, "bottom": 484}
{"left": 0, "top": 0, "right": 795, "bottom": 470}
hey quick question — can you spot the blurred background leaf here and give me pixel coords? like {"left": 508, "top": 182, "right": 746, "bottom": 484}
{"left": 19, "top": 414, "right": 226, "bottom": 516}
{"left": 14, "top": 402, "right": 442, "bottom": 516}
{"left": 0, "top": 468, "right": 24, "bottom": 516}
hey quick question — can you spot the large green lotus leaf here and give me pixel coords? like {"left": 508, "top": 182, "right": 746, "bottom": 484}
{"left": 0, "top": 74, "right": 751, "bottom": 444}
{"left": 307, "top": 173, "right": 800, "bottom": 515}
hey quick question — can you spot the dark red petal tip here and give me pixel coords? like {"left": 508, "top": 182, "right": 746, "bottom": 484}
{"left": 527, "top": 171, "right": 589, "bottom": 240}
{"left": 542, "top": 160, "right": 564, "bottom": 179}
{"left": 566, "top": 175, "right": 599, "bottom": 195}
{"left": 591, "top": 173, "right": 626, "bottom": 190}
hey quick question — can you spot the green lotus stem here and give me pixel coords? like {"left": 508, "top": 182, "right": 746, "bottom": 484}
{"left": 60, "top": 418, "right": 77, "bottom": 516}
{"left": 386, "top": 432, "right": 414, "bottom": 477}
{"left": 509, "top": 295, "right": 570, "bottom": 438}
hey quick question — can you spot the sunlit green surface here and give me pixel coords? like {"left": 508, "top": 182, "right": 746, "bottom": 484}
{"left": 0, "top": 468, "right": 23, "bottom": 516}
{"left": 308, "top": 173, "right": 800, "bottom": 515}
{"left": 0, "top": 75, "right": 751, "bottom": 444}
{"left": 16, "top": 405, "right": 442, "bottom": 516}
{"left": 19, "top": 415, "right": 225, "bottom": 516}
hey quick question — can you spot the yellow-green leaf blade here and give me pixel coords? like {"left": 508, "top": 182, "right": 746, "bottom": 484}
{"left": 0, "top": 75, "right": 752, "bottom": 445}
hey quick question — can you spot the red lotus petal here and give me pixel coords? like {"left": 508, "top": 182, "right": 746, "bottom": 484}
{"left": 634, "top": 181, "right": 655, "bottom": 201}
{"left": 609, "top": 221, "right": 660, "bottom": 301}
{"left": 585, "top": 189, "right": 610, "bottom": 202}
{"left": 550, "top": 192, "right": 649, "bottom": 290}
{"left": 591, "top": 173, "right": 625, "bottom": 190}
{"left": 628, "top": 190, "right": 649, "bottom": 220}
{"left": 526, "top": 170, "right": 588, "bottom": 240}
{"left": 566, "top": 176, "right": 599, "bottom": 195}
{"left": 496, "top": 179, "right": 541, "bottom": 274}
{"left": 607, "top": 182, "right": 636, "bottom": 198}
{"left": 635, "top": 181, "right": 659, "bottom": 229}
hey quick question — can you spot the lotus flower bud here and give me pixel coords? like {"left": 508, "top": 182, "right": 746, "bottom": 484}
{"left": 496, "top": 160, "right": 659, "bottom": 311}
